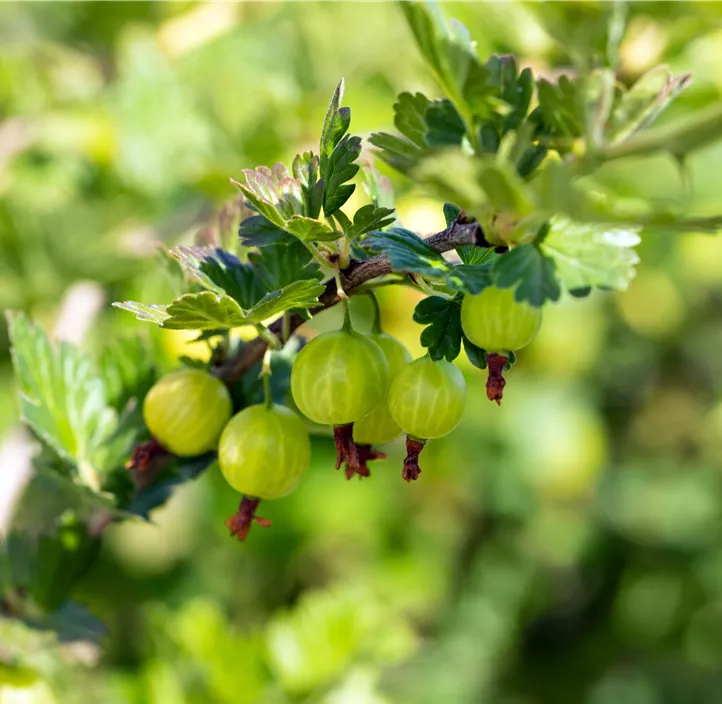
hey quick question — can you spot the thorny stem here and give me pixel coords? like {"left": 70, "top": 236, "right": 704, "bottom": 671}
{"left": 213, "top": 216, "right": 487, "bottom": 384}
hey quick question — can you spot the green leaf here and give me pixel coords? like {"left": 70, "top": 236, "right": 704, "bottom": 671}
{"left": 425, "top": 99, "right": 466, "bottom": 146}
{"left": 364, "top": 227, "right": 448, "bottom": 277}
{"left": 320, "top": 79, "right": 351, "bottom": 172}
{"left": 323, "top": 134, "right": 361, "bottom": 216}
{"left": 413, "top": 296, "right": 462, "bottom": 362}
{"left": 112, "top": 301, "right": 170, "bottom": 326}
{"left": 249, "top": 240, "right": 322, "bottom": 292}
{"left": 447, "top": 264, "right": 494, "bottom": 294}
{"left": 364, "top": 227, "right": 492, "bottom": 294}
{"left": 238, "top": 215, "right": 295, "bottom": 248}
{"left": 462, "top": 336, "right": 487, "bottom": 370}
{"left": 172, "top": 247, "right": 262, "bottom": 307}
{"left": 367, "top": 131, "right": 422, "bottom": 174}
{"left": 533, "top": 76, "right": 584, "bottom": 150}
{"left": 539, "top": 217, "right": 640, "bottom": 293}
{"left": 601, "top": 100, "right": 722, "bottom": 161}
{"left": 493, "top": 245, "right": 561, "bottom": 307}
{"left": 443, "top": 202, "right": 462, "bottom": 226}
{"left": 345, "top": 204, "right": 395, "bottom": 238}
{"left": 245, "top": 281, "right": 325, "bottom": 325}
{"left": 362, "top": 163, "right": 395, "bottom": 211}
{"left": 131, "top": 293, "right": 247, "bottom": 330}
{"left": 485, "top": 55, "right": 534, "bottom": 133}
{"left": 293, "top": 150, "right": 324, "bottom": 219}
{"left": 399, "top": 1, "right": 476, "bottom": 110}
{"left": 115, "top": 282, "right": 324, "bottom": 331}
{"left": 234, "top": 165, "right": 303, "bottom": 229}
{"left": 607, "top": 67, "right": 691, "bottom": 145}
{"left": 7, "top": 313, "right": 117, "bottom": 480}
{"left": 99, "top": 337, "right": 156, "bottom": 412}
{"left": 413, "top": 151, "right": 533, "bottom": 219}
{"left": 394, "top": 92, "right": 432, "bottom": 147}
{"left": 284, "top": 215, "right": 339, "bottom": 242}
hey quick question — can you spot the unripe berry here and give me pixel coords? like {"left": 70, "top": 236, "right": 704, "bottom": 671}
{"left": 460, "top": 285, "right": 541, "bottom": 355}
{"left": 388, "top": 356, "right": 466, "bottom": 440}
{"left": 353, "top": 332, "right": 412, "bottom": 445}
{"left": 143, "top": 369, "right": 232, "bottom": 456}
{"left": 290, "top": 329, "right": 389, "bottom": 426}
{"left": 218, "top": 404, "right": 310, "bottom": 500}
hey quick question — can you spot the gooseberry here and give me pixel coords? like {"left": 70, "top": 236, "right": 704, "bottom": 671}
{"left": 350, "top": 331, "right": 412, "bottom": 477}
{"left": 219, "top": 403, "right": 310, "bottom": 540}
{"left": 143, "top": 369, "right": 232, "bottom": 457}
{"left": 353, "top": 332, "right": 412, "bottom": 445}
{"left": 460, "top": 285, "right": 542, "bottom": 404}
{"left": 291, "top": 327, "right": 389, "bottom": 478}
{"left": 387, "top": 356, "right": 466, "bottom": 481}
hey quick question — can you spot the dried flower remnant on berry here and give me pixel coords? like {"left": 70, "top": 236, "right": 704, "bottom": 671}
{"left": 226, "top": 497, "right": 272, "bottom": 542}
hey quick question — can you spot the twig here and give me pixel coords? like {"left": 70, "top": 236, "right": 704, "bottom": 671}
{"left": 213, "top": 216, "right": 486, "bottom": 385}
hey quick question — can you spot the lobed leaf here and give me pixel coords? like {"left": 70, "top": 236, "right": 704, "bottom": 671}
{"left": 323, "top": 134, "right": 362, "bottom": 216}
{"left": 284, "top": 215, "right": 339, "bottom": 242}
{"left": 425, "top": 99, "right": 466, "bottom": 147}
{"left": 293, "top": 150, "right": 324, "bottom": 219}
{"left": 344, "top": 204, "right": 396, "bottom": 238}
{"left": 607, "top": 67, "right": 692, "bottom": 145}
{"left": 539, "top": 217, "right": 640, "bottom": 293}
{"left": 365, "top": 228, "right": 492, "bottom": 295}
{"left": 493, "top": 244, "right": 561, "bottom": 307}
{"left": 246, "top": 280, "right": 325, "bottom": 324}
{"left": 394, "top": 91, "right": 432, "bottom": 147}
{"left": 7, "top": 313, "right": 117, "bottom": 481}
{"left": 249, "top": 239, "right": 322, "bottom": 292}
{"left": 320, "top": 79, "right": 351, "bottom": 168}
{"left": 238, "top": 215, "right": 295, "bottom": 248}
{"left": 413, "top": 296, "right": 462, "bottom": 362}
{"left": 172, "top": 246, "right": 263, "bottom": 308}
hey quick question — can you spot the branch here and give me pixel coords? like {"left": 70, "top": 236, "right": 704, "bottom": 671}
{"left": 213, "top": 217, "right": 486, "bottom": 384}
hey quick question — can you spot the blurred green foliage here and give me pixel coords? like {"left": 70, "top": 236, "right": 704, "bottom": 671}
{"left": 4, "top": 2, "right": 722, "bottom": 703}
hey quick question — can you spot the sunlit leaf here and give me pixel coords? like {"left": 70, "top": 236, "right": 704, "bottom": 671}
{"left": 7, "top": 312, "right": 117, "bottom": 479}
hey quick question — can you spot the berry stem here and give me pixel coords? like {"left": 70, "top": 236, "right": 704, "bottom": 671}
{"left": 304, "top": 241, "right": 331, "bottom": 268}
{"left": 281, "top": 312, "right": 291, "bottom": 344}
{"left": 485, "top": 353, "right": 508, "bottom": 405}
{"left": 226, "top": 497, "right": 272, "bottom": 541}
{"left": 254, "top": 324, "right": 282, "bottom": 350}
{"left": 260, "top": 347, "right": 273, "bottom": 410}
{"left": 402, "top": 436, "right": 426, "bottom": 482}
{"left": 367, "top": 292, "right": 383, "bottom": 334}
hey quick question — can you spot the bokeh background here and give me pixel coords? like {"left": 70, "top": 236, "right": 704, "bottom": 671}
{"left": 3, "top": 2, "right": 722, "bottom": 703}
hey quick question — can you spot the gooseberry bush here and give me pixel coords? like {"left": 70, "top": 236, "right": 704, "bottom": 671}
{"left": 5, "top": 0, "right": 722, "bottom": 647}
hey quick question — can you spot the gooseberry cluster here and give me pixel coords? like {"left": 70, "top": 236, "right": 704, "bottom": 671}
{"left": 139, "top": 284, "right": 542, "bottom": 541}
